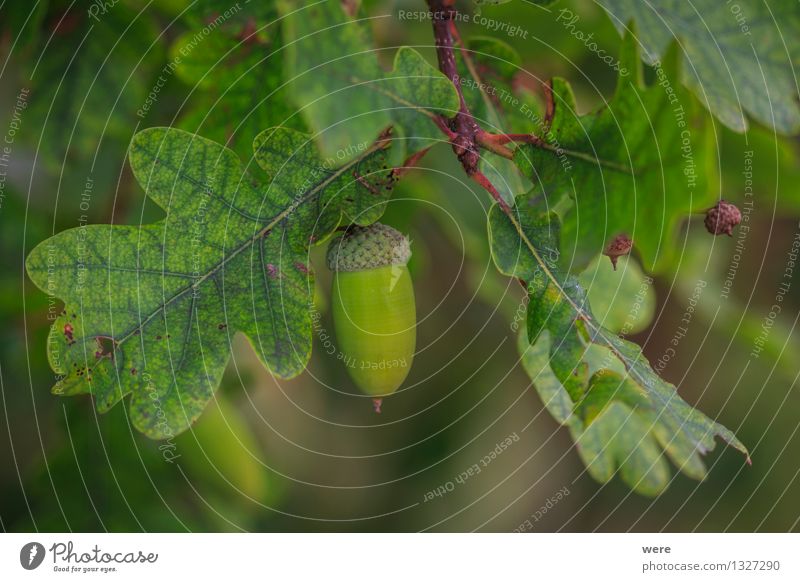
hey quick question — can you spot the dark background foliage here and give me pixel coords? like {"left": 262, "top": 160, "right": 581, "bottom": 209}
{"left": 1, "top": 0, "right": 799, "bottom": 531}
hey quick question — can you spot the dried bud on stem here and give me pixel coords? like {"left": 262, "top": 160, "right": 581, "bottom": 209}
{"left": 704, "top": 200, "right": 742, "bottom": 236}
{"left": 603, "top": 234, "right": 633, "bottom": 270}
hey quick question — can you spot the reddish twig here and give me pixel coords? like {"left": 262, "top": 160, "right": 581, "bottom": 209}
{"left": 543, "top": 79, "right": 555, "bottom": 131}
{"left": 426, "top": 0, "right": 511, "bottom": 211}
{"left": 475, "top": 133, "right": 515, "bottom": 159}
{"left": 471, "top": 171, "right": 510, "bottom": 212}
{"left": 390, "top": 146, "right": 433, "bottom": 180}
{"left": 424, "top": 0, "right": 556, "bottom": 172}
{"left": 428, "top": 1, "right": 481, "bottom": 171}
{"left": 432, "top": 115, "right": 457, "bottom": 139}
{"left": 480, "top": 132, "right": 545, "bottom": 147}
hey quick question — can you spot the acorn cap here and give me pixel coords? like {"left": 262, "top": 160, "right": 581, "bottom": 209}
{"left": 326, "top": 223, "right": 411, "bottom": 272}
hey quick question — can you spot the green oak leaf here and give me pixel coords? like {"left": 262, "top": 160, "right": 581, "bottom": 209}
{"left": 172, "top": 28, "right": 304, "bottom": 159}
{"left": 598, "top": 0, "right": 800, "bottom": 135}
{"left": 25, "top": 126, "right": 395, "bottom": 439}
{"left": 489, "top": 197, "right": 589, "bottom": 399}
{"left": 278, "top": 0, "right": 459, "bottom": 162}
{"left": 514, "top": 30, "right": 717, "bottom": 272}
{"left": 491, "top": 195, "right": 747, "bottom": 495}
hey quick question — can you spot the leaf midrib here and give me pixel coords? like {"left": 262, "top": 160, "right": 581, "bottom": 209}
{"left": 507, "top": 211, "right": 705, "bottom": 422}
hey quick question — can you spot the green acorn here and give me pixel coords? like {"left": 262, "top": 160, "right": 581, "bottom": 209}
{"left": 326, "top": 223, "right": 416, "bottom": 411}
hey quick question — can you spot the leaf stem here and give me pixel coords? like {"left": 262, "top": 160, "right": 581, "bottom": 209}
{"left": 423, "top": 2, "right": 625, "bottom": 369}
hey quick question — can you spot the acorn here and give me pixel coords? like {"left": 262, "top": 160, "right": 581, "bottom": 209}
{"left": 326, "top": 223, "right": 416, "bottom": 411}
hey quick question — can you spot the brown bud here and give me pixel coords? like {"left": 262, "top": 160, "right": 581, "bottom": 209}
{"left": 704, "top": 200, "right": 741, "bottom": 236}
{"left": 459, "top": 148, "right": 480, "bottom": 174}
{"left": 451, "top": 135, "right": 470, "bottom": 157}
{"left": 603, "top": 234, "right": 633, "bottom": 271}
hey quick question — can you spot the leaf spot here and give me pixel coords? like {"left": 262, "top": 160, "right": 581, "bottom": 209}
{"left": 94, "top": 336, "right": 115, "bottom": 360}
{"left": 63, "top": 323, "right": 75, "bottom": 344}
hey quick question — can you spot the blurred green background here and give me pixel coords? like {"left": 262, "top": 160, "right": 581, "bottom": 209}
{"left": 1, "top": 0, "right": 799, "bottom": 532}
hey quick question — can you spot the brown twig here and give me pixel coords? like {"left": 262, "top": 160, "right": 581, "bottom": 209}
{"left": 427, "top": 0, "right": 510, "bottom": 211}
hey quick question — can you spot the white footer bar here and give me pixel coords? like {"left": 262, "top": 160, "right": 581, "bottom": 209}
{"left": 1, "top": 533, "right": 796, "bottom": 580}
